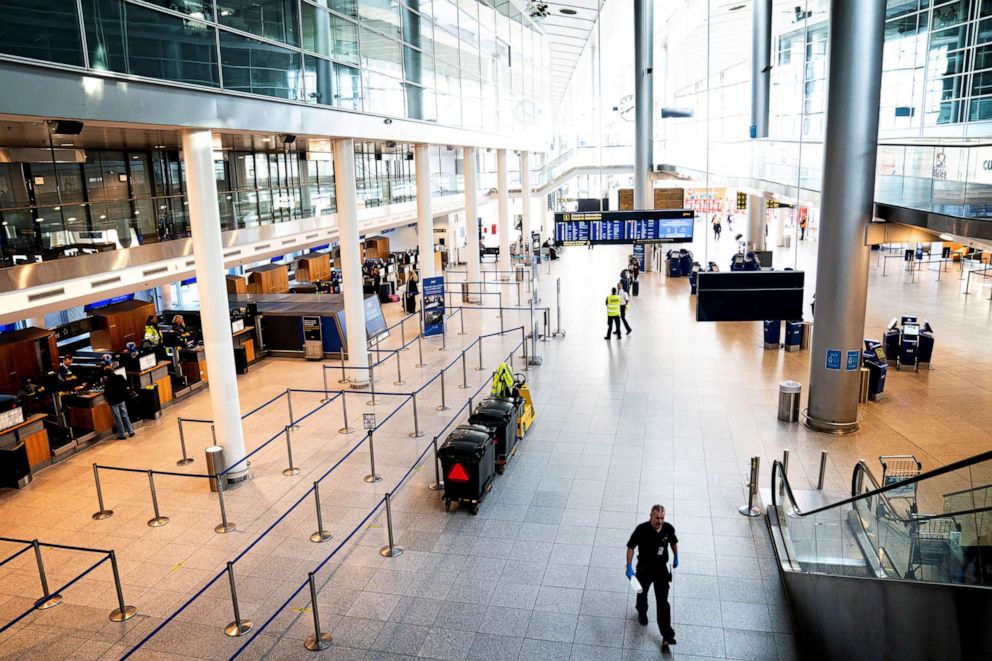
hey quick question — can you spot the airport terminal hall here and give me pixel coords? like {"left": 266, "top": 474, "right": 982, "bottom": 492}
{"left": 2, "top": 0, "right": 992, "bottom": 659}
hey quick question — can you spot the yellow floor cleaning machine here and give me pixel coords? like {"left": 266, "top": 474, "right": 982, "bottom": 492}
{"left": 490, "top": 362, "right": 536, "bottom": 437}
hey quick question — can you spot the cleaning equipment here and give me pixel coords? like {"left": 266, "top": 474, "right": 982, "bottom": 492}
{"left": 489, "top": 362, "right": 536, "bottom": 438}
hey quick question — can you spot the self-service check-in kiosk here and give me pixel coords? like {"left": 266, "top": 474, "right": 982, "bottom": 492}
{"left": 882, "top": 316, "right": 935, "bottom": 371}
{"left": 900, "top": 319, "right": 921, "bottom": 370}
{"left": 863, "top": 340, "right": 888, "bottom": 400}
{"left": 917, "top": 320, "right": 935, "bottom": 369}
{"left": 883, "top": 318, "right": 900, "bottom": 366}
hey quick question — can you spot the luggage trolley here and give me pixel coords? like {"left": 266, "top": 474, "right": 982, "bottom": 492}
{"left": 879, "top": 455, "right": 922, "bottom": 517}
{"left": 907, "top": 516, "right": 958, "bottom": 580}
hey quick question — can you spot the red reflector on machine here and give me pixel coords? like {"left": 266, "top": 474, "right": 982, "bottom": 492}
{"left": 447, "top": 463, "right": 470, "bottom": 482}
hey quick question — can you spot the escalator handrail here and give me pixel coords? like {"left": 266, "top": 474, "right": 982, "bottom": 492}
{"left": 853, "top": 461, "right": 992, "bottom": 524}
{"left": 770, "top": 449, "right": 992, "bottom": 520}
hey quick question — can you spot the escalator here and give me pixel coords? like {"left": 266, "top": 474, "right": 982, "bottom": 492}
{"left": 765, "top": 450, "right": 992, "bottom": 660}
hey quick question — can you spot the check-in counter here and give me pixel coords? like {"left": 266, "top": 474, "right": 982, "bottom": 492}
{"left": 127, "top": 361, "right": 173, "bottom": 405}
{"left": 64, "top": 392, "right": 114, "bottom": 435}
{"left": 180, "top": 347, "right": 209, "bottom": 384}
{"left": 0, "top": 413, "right": 50, "bottom": 472}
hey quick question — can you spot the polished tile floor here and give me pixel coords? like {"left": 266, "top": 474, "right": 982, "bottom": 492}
{"left": 2, "top": 230, "right": 990, "bottom": 660}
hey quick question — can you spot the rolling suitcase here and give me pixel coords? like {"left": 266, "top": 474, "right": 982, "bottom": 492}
{"left": 405, "top": 292, "right": 416, "bottom": 314}
{"left": 631, "top": 280, "right": 640, "bottom": 296}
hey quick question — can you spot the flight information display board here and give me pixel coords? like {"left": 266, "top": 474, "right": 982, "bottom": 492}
{"left": 554, "top": 209, "right": 694, "bottom": 246}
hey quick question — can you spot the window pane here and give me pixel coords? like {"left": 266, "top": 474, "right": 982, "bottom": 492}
{"left": 142, "top": 0, "right": 213, "bottom": 20}
{"left": 0, "top": 164, "right": 32, "bottom": 208}
{"left": 334, "top": 62, "right": 362, "bottom": 109}
{"left": 363, "top": 70, "right": 405, "bottom": 114}
{"left": 219, "top": 0, "right": 299, "bottom": 47}
{"left": 311, "top": 0, "right": 357, "bottom": 19}
{"left": 360, "top": 0, "right": 401, "bottom": 39}
{"left": 0, "top": 0, "right": 84, "bottom": 66}
{"left": 128, "top": 153, "right": 152, "bottom": 197}
{"left": 84, "top": 0, "right": 219, "bottom": 87}
{"left": 361, "top": 27, "right": 404, "bottom": 77}
{"left": 305, "top": 55, "right": 336, "bottom": 104}
{"left": 301, "top": 4, "right": 359, "bottom": 63}
{"left": 220, "top": 30, "right": 304, "bottom": 100}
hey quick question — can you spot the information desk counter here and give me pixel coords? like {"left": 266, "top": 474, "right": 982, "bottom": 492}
{"left": 64, "top": 392, "right": 114, "bottom": 435}
{"left": 179, "top": 347, "right": 209, "bottom": 384}
{"left": 0, "top": 413, "right": 50, "bottom": 471}
{"left": 127, "top": 361, "right": 173, "bottom": 405}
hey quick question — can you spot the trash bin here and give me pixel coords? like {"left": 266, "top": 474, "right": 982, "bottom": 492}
{"left": 918, "top": 325, "right": 934, "bottom": 369}
{"left": 858, "top": 367, "right": 870, "bottom": 403}
{"left": 461, "top": 282, "right": 470, "bottom": 303}
{"left": 438, "top": 424, "right": 496, "bottom": 515}
{"left": 666, "top": 251, "right": 682, "bottom": 277}
{"left": 689, "top": 262, "right": 701, "bottom": 295}
{"left": 763, "top": 320, "right": 781, "bottom": 350}
{"left": 205, "top": 445, "right": 226, "bottom": 493}
{"left": 469, "top": 397, "right": 519, "bottom": 474}
{"left": 800, "top": 321, "right": 813, "bottom": 350}
{"left": 784, "top": 321, "right": 802, "bottom": 352}
{"left": 777, "top": 381, "right": 801, "bottom": 422}
{"left": 515, "top": 265, "right": 525, "bottom": 282}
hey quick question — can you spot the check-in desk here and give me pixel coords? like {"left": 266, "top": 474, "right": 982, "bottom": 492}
{"left": 64, "top": 392, "right": 114, "bottom": 435}
{"left": 128, "top": 361, "right": 173, "bottom": 406}
{"left": 180, "top": 347, "right": 209, "bottom": 384}
{"left": 0, "top": 414, "right": 50, "bottom": 487}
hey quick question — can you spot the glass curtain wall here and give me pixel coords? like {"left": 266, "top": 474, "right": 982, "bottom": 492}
{"left": 0, "top": 0, "right": 548, "bottom": 135}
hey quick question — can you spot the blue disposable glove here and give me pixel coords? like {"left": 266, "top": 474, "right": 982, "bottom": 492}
{"left": 672, "top": 554, "right": 679, "bottom": 569}
{"left": 625, "top": 564, "right": 635, "bottom": 579}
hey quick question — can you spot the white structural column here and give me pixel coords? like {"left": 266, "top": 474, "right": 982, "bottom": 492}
{"left": 463, "top": 147, "right": 481, "bottom": 287}
{"left": 519, "top": 151, "right": 532, "bottom": 255}
{"left": 415, "top": 144, "right": 435, "bottom": 280}
{"left": 158, "top": 283, "right": 175, "bottom": 312}
{"left": 181, "top": 129, "right": 248, "bottom": 480}
{"left": 746, "top": 194, "right": 766, "bottom": 250}
{"left": 333, "top": 138, "right": 370, "bottom": 386}
{"left": 496, "top": 149, "right": 511, "bottom": 276}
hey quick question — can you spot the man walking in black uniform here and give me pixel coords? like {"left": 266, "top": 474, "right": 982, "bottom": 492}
{"left": 626, "top": 504, "right": 679, "bottom": 647}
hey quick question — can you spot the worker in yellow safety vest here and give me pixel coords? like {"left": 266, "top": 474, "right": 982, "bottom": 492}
{"left": 605, "top": 287, "right": 622, "bottom": 340}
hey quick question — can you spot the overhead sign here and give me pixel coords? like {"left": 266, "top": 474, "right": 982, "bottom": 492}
{"left": 553, "top": 209, "right": 694, "bottom": 246}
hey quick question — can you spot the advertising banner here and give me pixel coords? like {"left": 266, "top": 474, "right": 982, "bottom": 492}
{"left": 422, "top": 276, "right": 445, "bottom": 337}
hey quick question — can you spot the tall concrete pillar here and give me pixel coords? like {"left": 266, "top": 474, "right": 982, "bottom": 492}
{"left": 496, "top": 149, "right": 511, "bottom": 276}
{"left": 464, "top": 147, "right": 482, "bottom": 288}
{"left": 158, "top": 283, "right": 175, "bottom": 312}
{"left": 333, "top": 138, "right": 371, "bottom": 386}
{"left": 634, "top": 0, "right": 654, "bottom": 210}
{"left": 806, "top": 0, "right": 887, "bottom": 433}
{"left": 746, "top": 194, "right": 766, "bottom": 250}
{"left": 415, "top": 144, "right": 435, "bottom": 280}
{"left": 182, "top": 129, "right": 248, "bottom": 480}
{"left": 750, "top": 0, "right": 772, "bottom": 139}
{"left": 519, "top": 151, "right": 532, "bottom": 255}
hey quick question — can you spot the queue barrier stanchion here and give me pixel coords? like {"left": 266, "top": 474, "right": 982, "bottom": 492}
{"left": 215, "top": 481, "right": 236, "bottom": 534}
{"left": 499, "top": 292, "right": 504, "bottom": 333}
{"left": 146, "top": 470, "right": 169, "bottom": 528}
{"left": 310, "top": 482, "right": 333, "bottom": 543}
{"left": 459, "top": 307, "right": 466, "bottom": 335}
{"left": 211, "top": 424, "right": 217, "bottom": 446}
{"left": 92, "top": 464, "right": 113, "bottom": 520}
{"left": 400, "top": 317, "right": 407, "bottom": 350}
{"left": 287, "top": 388, "right": 299, "bottom": 430}
{"left": 364, "top": 431, "right": 382, "bottom": 484}
{"left": 436, "top": 370, "right": 450, "bottom": 411}
{"left": 416, "top": 334, "right": 426, "bottom": 368}
{"left": 304, "top": 571, "right": 332, "bottom": 651}
{"left": 379, "top": 492, "right": 404, "bottom": 558}
{"left": 475, "top": 339, "right": 485, "bottom": 371}
{"left": 177, "top": 418, "right": 193, "bottom": 466}
{"left": 224, "top": 562, "right": 253, "bottom": 637}
{"left": 367, "top": 355, "right": 378, "bottom": 406}
{"left": 739, "top": 456, "right": 762, "bottom": 517}
{"left": 321, "top": 368, "right": 330, "bottom": 402}
{"left": 409, "top": 393, "right": 424, "bottom": 438}
{"left": 282, "top": 426, "right": 300, "bottom": 476}
{"left": 441, "top": 318, "right": 447, "bottom": 351}
{"left": 339, "top": 392, "right": 354, "bottom": 434}
{"left": 32, "top": 540, "right": 63, "bottom": 610}
{"left": 108, "top": 550, "right": 137, "bottom": 622}
{"left": 428, "top": 436, "right": 444, "bottom": 492}
{"left": 339, "top": 351, "right": 349, "bottom": 384}
{"left": 817, "top": 451, "right": 828, "bottom": 490}
{"left": 394, "top": 349, "right": 405, "bottom": 386}
{"left": 459, "top": 350, "right": 469, "bottom": 389}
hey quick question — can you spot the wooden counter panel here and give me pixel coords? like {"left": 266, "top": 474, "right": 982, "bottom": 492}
{"left": 155, "top": 374, "right": 173, "bottom": 404}
{"left": 68, "top": 402, "right": 113, "bottom": 433}
{"left": 24, "top": 428, "right": 51, "bottom": 468}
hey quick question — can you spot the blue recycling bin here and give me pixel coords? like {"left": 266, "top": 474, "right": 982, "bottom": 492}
{"left": 863, "top": 340, "right": 888, "bottom": 400}
{"left": 763, "top": 320, "right": 781, "bottom": 350}
{"left": 918, "top": 331, "right": 934, "bottom": 368}
{"left": 666, "top": 251, "right": 682, "bottom": 277}
{"left": 784, "top": 320, "right": 802, "bottom": 352}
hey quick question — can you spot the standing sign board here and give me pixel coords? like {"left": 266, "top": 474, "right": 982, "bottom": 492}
{"left": 422, "top": 276, "right": 445, "bottom": 337}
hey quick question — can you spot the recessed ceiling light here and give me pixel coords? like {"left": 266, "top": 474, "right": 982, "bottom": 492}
{"left": 560, "top": 8, "right": 577, "bottom": 15}
{"left": 154, "top": 144, "right": 167, "bottom": 148}
{"left": 729, "top": 4, "right": 745, "bottom": 10}
{"left": 60, "top": 143, "right": 74, "bottom": 147}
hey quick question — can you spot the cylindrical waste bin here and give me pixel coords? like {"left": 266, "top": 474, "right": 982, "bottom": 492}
{"left": 858, "top": 368, "right": 870, "bottom": 403}
{"left": 205, "top": 445, "right": 226, "bottom": 492}
{"left": 763, "top": 320, "right": 781, "bottom": 350}
{"left": 784, "top": 321, "right": 802, "bottom": 351}
{"left": 515, "top": 265, "right": 525, "bottom": 282}
{"left": 800, "top": 321, "right": 813, "bottom": 350}
{"left": 438, "top": 424, "right": 496, "bottom": 515}
{"left": 777, "top": 381, "right": 801, "bottom": 422}
{"left": 461, "top": 282, "right": 470, "bottom": 303}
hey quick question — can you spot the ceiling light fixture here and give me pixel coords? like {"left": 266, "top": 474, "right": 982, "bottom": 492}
{"left": 560, "top": 8, "right": 577, "bottom": 15}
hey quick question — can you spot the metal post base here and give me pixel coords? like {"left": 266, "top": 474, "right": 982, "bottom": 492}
{"left": 738, "top": 505, "right": 762, "bottom": 517}
{"left": 225, "top": 620, "right": 253, "bottom": 637}
{"left": 409, "top": 431, "right": 424, "bottom": 438}
{"left": 367, "top": 399, "right": 378, "bottom": 407}
{"left": 305, "top": 632, "right": 333, "bottom": 651}
{"left": 364, "top": 474, "right": 382, "bottom": 484}
{"left": 394, "top": 380, "right": 406, "bottom": 386}
{"left": 458, "top": 384, "right": 469, "bottom": 389}
{"left": 527, "top": 357, "right": 542, "bottom": 366}
{"left": 93, "top": 510, "right": 113, "bottom": 521}
{"left": 177, "top": 457, "right": 194, "bottom": 466}
{"left": 283, "top": 468, "right": 301, "bottom": 476}
{"left": 380, "top": 545, "right": 404, "bottom": 558}
{"left": 147, "top": 516, "right": 169, "bottom": 528}
{"left": 310, "top": 530, "right": 333, "bottom": 543}
{"left": 763, "top": 343, "right": 780, "bottom": 350}
{"left": 802, "top": 410, "right": 861, "bottom": 435}
{"left": 35, "top": 594, "right": 63, "bottom": 610}
{"left": 339, "top": 426, "right": 355, "bottom": 434}
{"left": 110, "top": 605, "right": 137, "bottom": 622}
{"left": 215, "top": 522, "right": 237, "bottom": 534}
{"left": 428, "top": 482, "right": 444, "bottom": 491}
{"left": 435, "top": 404, "right": 450, "bottom": 411}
